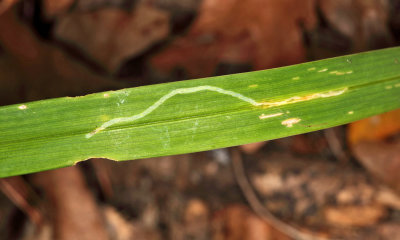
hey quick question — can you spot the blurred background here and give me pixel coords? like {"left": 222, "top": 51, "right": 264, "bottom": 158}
{"left": 0, "top": 0, "right": 400, "bottom": 239}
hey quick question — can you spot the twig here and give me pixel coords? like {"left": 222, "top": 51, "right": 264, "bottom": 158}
{"left": 231, "top": 148, "right": 332, "bottom": 240}
{"left": 91, "top": 159, "right": 114, "bottom": 199}
{"left": 324, "top": 127, "right": 349, "bottom": 164}
{"left": 0, "top": 177, "right": 43, "bottom": 225}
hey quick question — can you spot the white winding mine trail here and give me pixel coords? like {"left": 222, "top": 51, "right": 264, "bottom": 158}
{"left": 86, "top": 85, "right": 347, "bottom": 138}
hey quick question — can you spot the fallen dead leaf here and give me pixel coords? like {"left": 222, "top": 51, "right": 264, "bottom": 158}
{"left": 103, "top": 206, "right": 135, "bottom": 240}
{"left": 318, "top": 0, "right": 358, "bottom": 39}
{"left": 240, "top": 141, "right": 268, "bottom": 154}
{"left": 0, "top": 55, "right": 24, "bottom": 104}
{"left": 55, "top": 2, "right": 170, "bottom": 73}
{"left": 347, "top": 109, "right": 400, "bottom": 146}
{"left": 184, "top": 198, "right": 210, "bottom": 239}
{"left": 319, "top": 0, "right": 393, "bottom": 50}
{"left": 324, "top": 204, "right": 387, "bottom": 227}
{"left": 212, "top": 205, "right": 290, "bottom": 240}
{"left": 249, "top": 151, "right": 400, "bottom": 231}
{"left": 353, "top": 139, "right": 400, "bottom": 191}
{"left": 75, "top": 0, "right": 129, "bottom": 11}
{"left": 151, "top": 0, "right": 317, "bottom": 77}
{"left": 20, "top": 220, "right": 52, "bottom": 240}
{"left": 33, "top": 167, "right": 108, "bottom": 240}
{"left": 0, "top": 7, "right": 122, "bottom": 101}
{"left": 348, "top": 109, "right": 400, "bottom": 191}
{"left": 185, "top": 199, "right": 209, "bottom": 223}
{"left": 376, "top": 187, "right": 400, "bottom": 209}
{"left": 378, "top": 224, "right": 400, "bottom": 240}
{"left": 0, "top": 0, "right": 18, "bottom": 16}
{"left": 290, "top": 134, "right": 328, "bottom": 155}
{"left": 42, "top": 0, "right": 75, "bottom": 19}
{"left": 103, "top": 205, "right": 161, "bottom": 240}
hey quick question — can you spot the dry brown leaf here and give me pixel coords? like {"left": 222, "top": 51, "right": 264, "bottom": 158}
{"left": 378, "top": 224, "right": 400, "bottom": 240}
{"left": 0, "top": 8, "right": 121, "bottom": 101}
{"left": 347, "top": 109, "right": 400, "bottom": 146}
{"left": 212, "top": 205, "right": 290, "bottom": 240}
{"left": 324, "top": 204, "right": 387, "bottom": 227}
{"left": 151, "top": 0, "right": 317, "bottom": 78}
{"left": 103, "top": 206, "right": 135, "bottom": 240}
{"left": 353, "top": 139, "right": 400, "bottom": 191}
{"left": 347, "top": 110, "right": 400, "bottom": 192}
{"left": 0, "top": 0, "right": 18, "bottom": 16}
{"left": 0, "top": 55, "right": 23, "bottom": 104}
{"left": 103, "top": 206, "right": 161, "bottom": 240}
{"left": 318, "top": 0, "right": 358, "bottom": 39}
{"left": 33, "top": 167, "right": 108, "bottom": 240}
{"left": 184, "top": 199, "right": 209, "bottom": 223}
{"left": 184, "top": 198, "right": 209, "bottom": 239}
{"left": 75, "top": 0, "right": 129, "bottom": 11}
{"left": 55, "top": 3, "right": 169, "bottom": 72}
{"left": 250, "top": 151, "right": 400, "bottom": 230}
{"left": 240, "top": 141, "right": 268, "bottom": 154}
{"left": 319, "top": 0, "right": 393, "bottom": 50}
{"left": 376, "top": 187, "right": 400, "bottom": 209}
{"left": 290, "top": 134, "right": 328, "bottom": 155}
{"left": 42, "top": 0, "right": 75, "bottom": 18}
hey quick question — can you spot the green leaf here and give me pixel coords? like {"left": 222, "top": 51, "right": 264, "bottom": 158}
{"left": 1, "top": 47, "right": 400, "bottom": 177}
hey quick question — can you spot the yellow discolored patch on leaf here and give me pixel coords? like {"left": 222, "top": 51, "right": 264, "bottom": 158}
{"left": 260, "top": 88, "right": 347, "bottom": 108}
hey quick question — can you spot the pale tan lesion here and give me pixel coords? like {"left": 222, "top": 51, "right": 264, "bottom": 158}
{"left": 18, "top": 105, "right": 27, "bottom": 110}
{"left": 259, "top": 88, "right": 348, "bottom": 108}
{"left": 329, "top": 70, "right": 353, "bottom": 76}
{"left": 259, "top": 112, "right": 283, "bottom": 120}
{"left": 281, "top": 118, "right": 301, "bottom": 127}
